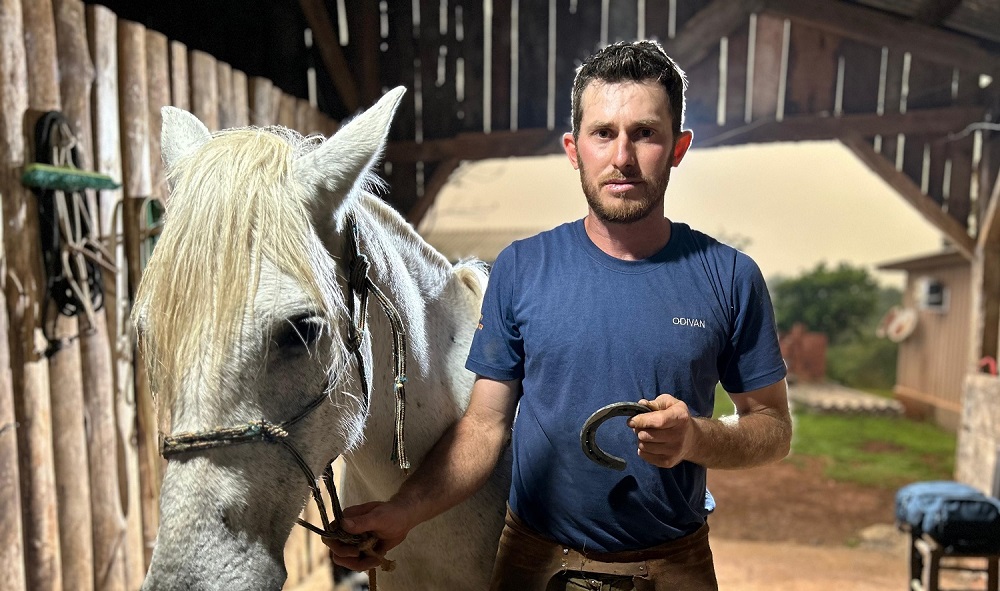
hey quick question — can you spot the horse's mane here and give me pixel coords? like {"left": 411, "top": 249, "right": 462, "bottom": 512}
{"left": 135, "top": 126, "right": 345, "bottom": 412}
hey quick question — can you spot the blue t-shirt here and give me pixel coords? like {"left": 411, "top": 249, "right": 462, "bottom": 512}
{"left": 466, "top": 219, "right": 786, "bottom": 553}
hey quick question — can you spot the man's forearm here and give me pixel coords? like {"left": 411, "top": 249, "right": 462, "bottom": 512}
{"left": 686, "top": 406, "right": 792, "bottom": 469}
{"left": 389, "top": 411, "right": 510, "bottom": 527}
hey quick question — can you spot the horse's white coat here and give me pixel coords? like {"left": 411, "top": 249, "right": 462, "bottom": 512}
{"left": 137, "top": 87, "right": 510, "bottom": 590}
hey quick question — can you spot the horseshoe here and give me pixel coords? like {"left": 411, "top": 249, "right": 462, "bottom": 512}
{"left": 580, "top": 402, "right": 651, "bottom": 471}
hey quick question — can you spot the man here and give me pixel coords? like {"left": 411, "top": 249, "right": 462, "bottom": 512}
{"left": 329, "top": 40, "right": 792, "bottom": 590}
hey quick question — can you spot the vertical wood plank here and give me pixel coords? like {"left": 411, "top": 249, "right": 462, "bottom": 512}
{"left": 947, "top": 136, "right": 973, "bottom": 228}
{"left": 51, "top": 1, "right": 97, "bottom": 588}
{"left": 250, "top": 77, "right": 277, "bottom": 126}
{"left": 142, "top": 26, "right": 170, "bottom": 569}
{"left": 784, "top": 23, "right": 837, "bottom": 117}
{"left": 455, "top": 0, "right": 486, "bottom": 132}
{"left": 86, "top": 6, "right": 128, "bottom": 590}
{"left": 189, "top": 49, "right": 219, "bottom": 131}
{"left": 516, "top": 0, "right": 550, "bottom": 129}
{"left": 724, "top": 23, "right": 750, "bottom": 126}
{"left": 0, "top": 3, "right": 30, "bottom": 587}
{"left": 684, "top": 41, "right": 721, "bottom": 129}
{"left": 379, "top": 0, "right": 418, "bottom": 213}
{"left": 115, "top": 19, "right": 149, "bottom": 591}
{"left": 217, "top": 61, "right": 235, "bottom": 129}
{"left": 232, "top": 69, "right": 249, "bottom": 127}
{"left": 13, "top": 0, "right": 64, "bottom": 587}
{"left": 750, "top": 13, "right": 783, "bottom": 121}
{"left": 836, "top": 38, "right": 880, "bottom": 115}
{"left": 344, "top": 0, "right": 381, "bottom": 106}
{"left": 420, "top": 0, "right": 459, "bottom": 141}
{"left": 278, "top": 93, "right": 297, "bottom": 128}
{"left": 880, "top": 47, "right": 904, "bottom": 165}
{"left": 0, "top": 246, "right": 27, "bottom": 591}
{"left": 169, "top": 41, "right": 190, "bottom": 111}
{"left": 295, "top": 97, "right": 311, "bottom": 133}
{"left": 607, "top": 0, "right": 638, "bottom": 43}
{"left": 554, "top": 0, "right": 602, "bottom": 134}
{"left": 490, "top": 0, "right": 512, "bottom": 131}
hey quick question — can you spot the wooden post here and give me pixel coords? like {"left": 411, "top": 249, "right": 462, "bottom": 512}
{"left": 169, "top": 40, "right": 190, "bottom": 111}
{"left": 278, "top": 93, "right": 297, "bottom": 129}
{"left": 138, "top": 26, "right": 169, "bottom": 569}
{"left": 84, "top": 5, "right": 128, "bottom": 591}
{"left": 250, "top": 77, "right": 276, "bottom": 126}
{"left": 51, "top": 1, "right": 98, "bottom": 589}
{"left": 0, "top": 212, "right": 28, "bottom": 591}
{"left": 232, "top": 70, "right": 249, "bottom": 127}
{"left": 7, "top": 0, "right": 63, "bottom": 588}
{"left": 217, "top": 60, "right": 234, "bottom": 129}
{"left": 189, "top": 50, "right": 219, "bottom": 130}
{"left": 116, "top": 18, "right": 150, "bottom": 590}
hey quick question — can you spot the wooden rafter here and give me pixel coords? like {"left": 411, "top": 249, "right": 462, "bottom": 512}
{"left": 912, "top": 0, "right": 964, "bottom": 26}
{"left": 406, "top": 158, "right": 461, "bottom": 226}
{"left": 298, "top": 0, "right": 360, "bottom": 112}
{"left": 841, "top": 133, "right": 976, "bottom": 260}
{"left": 664, "top": 0, "right": 759, "bottom": 67}
{"left": 760, "top": 0, "right": 1000, "bottom": 77}
{"left": 386, "top": 128, "right": 565, "bottom": 163}
{"left": 696, "top": 106, "right": 985, "bottom": 147}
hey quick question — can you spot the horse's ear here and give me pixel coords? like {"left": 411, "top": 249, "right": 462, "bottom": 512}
{"left": 294, "top": 86, "right": 406, "bottom": 205}
{"left": 160, "top": 106, "right": 211, "bottom": 175}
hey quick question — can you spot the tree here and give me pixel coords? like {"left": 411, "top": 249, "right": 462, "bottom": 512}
{"left": 770, "top": 262, "right": 880, "bottom": 345}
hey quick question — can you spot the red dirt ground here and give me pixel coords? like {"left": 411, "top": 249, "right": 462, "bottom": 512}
{"left": 707, "top": 457, "right": 990, "bottom": 591}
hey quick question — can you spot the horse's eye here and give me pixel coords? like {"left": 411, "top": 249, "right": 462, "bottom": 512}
{"left": 273, "top": 314, "right": 325, "bottom": 350}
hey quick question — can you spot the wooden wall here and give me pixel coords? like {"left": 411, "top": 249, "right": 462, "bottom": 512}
{"left": 893, "top": 257, "right": 972, "bottom": 431}
{"left": 0, "top": 1, "right": 336, "bottom": 589}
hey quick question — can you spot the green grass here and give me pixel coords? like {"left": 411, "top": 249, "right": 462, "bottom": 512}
{"left": 713, "top": 384, "right": 956, "bottom": 489}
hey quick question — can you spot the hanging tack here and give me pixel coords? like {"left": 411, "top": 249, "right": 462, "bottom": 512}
{"left": 21, "top": 162, "right": 120, "bottom": 192}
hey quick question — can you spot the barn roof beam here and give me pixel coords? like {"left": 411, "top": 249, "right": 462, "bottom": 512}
{"left": 663, "top": 0, "right": 759, "bottom": 68}
{"left": 760, "top": 0, "right": 1000, "bottom": 78}
{"left": 386, "top": 128, "right": 565, "bottom": 163}
{"left": 912, "top": 0, "right": 964, "bottom": 26}
{"left": 695, "top": 106, "right": 986, "bottom": 147}
{"left": 386, "top": 106, "right": 984, "bottom": 163}
{"left": 298, "top": 0, "right": 361, "bottom": 113}
{"left": 841, "top": 133, "right": 976, "bottom": 260}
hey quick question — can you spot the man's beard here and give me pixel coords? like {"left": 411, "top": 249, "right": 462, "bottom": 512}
{"left": 580, "top": 160, "right": 671, "bottom": 224}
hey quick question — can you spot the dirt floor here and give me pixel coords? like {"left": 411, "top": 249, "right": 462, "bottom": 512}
{"left": 303, "top": 455, "right": 989, "bottom": 590}
{"left": 707, "top": 456, "right": 991, "bottom": 591}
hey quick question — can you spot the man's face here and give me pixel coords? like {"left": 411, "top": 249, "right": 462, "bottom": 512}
{"left": 564, "top": 80, "right": 691, "bottom": 224}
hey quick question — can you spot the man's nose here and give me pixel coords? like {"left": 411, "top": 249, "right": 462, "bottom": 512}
{"left": 612, "top": 136, "right": 637, "bottom": 168}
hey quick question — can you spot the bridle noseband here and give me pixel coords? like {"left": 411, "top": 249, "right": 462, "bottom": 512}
{"left": 157, "top": 214, "right": 408, "bottom": 575}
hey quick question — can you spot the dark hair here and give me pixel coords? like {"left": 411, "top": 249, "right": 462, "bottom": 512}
{"left": 570, "top": 40, "right": 687, "bottom": 139}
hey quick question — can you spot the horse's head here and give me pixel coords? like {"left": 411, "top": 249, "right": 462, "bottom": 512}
{"left": 136, "top": 87, "right": 405, "bottom": 590}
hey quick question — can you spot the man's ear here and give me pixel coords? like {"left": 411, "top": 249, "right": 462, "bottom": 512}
{"left": 672, "top": 130, "right": 694, "bottom": 167}
{"left": 563, "top": 132, "right": 580, "bottom": 170}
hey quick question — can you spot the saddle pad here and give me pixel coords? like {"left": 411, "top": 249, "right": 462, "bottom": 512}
{"left": 895, "top": 481, "right": 1000, "bottom": 553}
{"left": 895, "top": 481, "right": 982, "bottom": 530}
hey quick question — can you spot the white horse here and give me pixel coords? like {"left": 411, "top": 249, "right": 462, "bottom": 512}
{"left": 135, "top": 87, "right": 509, "bottom": 590}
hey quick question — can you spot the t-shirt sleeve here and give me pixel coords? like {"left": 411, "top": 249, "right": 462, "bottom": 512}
{"left": 466, "top": 245, "right": 525, "bottom": 381}
{"left": 718, "top": 254, "right": 787, "bottom": 393}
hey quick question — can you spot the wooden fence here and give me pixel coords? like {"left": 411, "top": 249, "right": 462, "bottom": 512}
{"left": 0, "top": 1, "right": 338, "bottom": 589}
